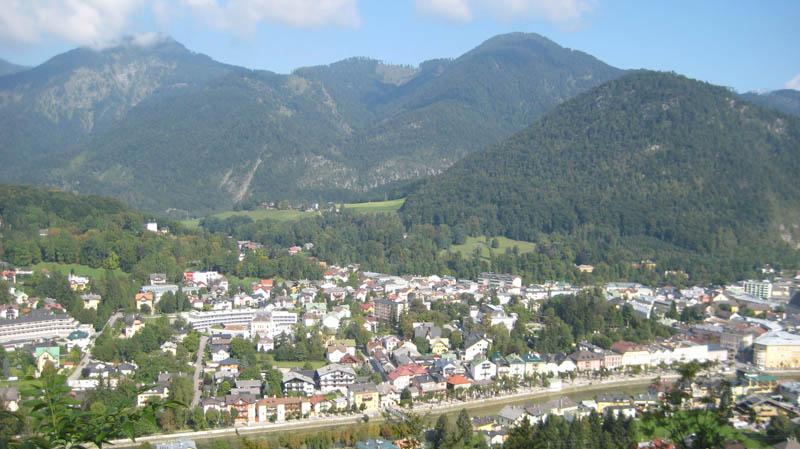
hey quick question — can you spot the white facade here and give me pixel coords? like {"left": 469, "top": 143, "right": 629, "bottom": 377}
{"left": 251, "top": 311, "right": 298, "bottom": 339}
{"left": 469, "top": 358, "right": 497, "bottom": 381}
{"left": 0, "top": 312, "right": 83, "bottom": 347}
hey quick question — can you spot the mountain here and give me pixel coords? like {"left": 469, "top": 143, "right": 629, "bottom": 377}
{"left": 0, "top": 58, "right": 28, "bottom": 76}
{"left": 0, "top": 33, "right": 622, "bottom": 214}
{"left": 401, "top": 71, "right": 800, "bottom": 272}
{"left": 741, "top": 89, "right": 800, "bottom": 117}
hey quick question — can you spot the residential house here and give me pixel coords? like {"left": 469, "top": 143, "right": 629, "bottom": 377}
{"left": 315, "top": 364, "right": 356, "bottom": 393}
{"left": 463, "top": 334, "right": 491, "bottom": 362}
{"left": 349, "top": 383, "right": 380, "bottom": 412}
{"left": 387, "top": 364, "right": 428, "bottom": 391}
{"left": 33, "top": 346, "right": 59, "bottom": 376}
{"left": 282, "top": 369, "right": 316, "bottom": 396}
{"left": 80, "top": 294, "right": 102, "bottom": 310}
{"left": 0, "top": 386, "right": 20, "bottom": 411}
{"left": 469, "top": 356, "right": 497, "bottom": 381}
{"left": 327, "top": 343, "right": 356, "bottom": 363}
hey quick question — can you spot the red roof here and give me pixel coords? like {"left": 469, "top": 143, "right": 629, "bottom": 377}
{"left": 338, "top": 353, "right": 360, "bottom": 364}
{"left": 388, "top": 364, "right": 427, "bottom": 381}
{"left": 446, "top": 375, "right": 471, "bottom": 385}
{"left": 611, "top": 341, "right": 646, "bottom": 354}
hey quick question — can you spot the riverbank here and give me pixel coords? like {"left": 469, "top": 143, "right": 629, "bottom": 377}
{"left": 109, "top": 373, "right": 679, "bottom": 447}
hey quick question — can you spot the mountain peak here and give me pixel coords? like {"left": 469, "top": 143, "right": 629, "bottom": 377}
{"left": 0, "top": 57, "right": 29, "bottom": 76}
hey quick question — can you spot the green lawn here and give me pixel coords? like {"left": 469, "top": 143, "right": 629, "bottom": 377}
{"left": 181, "top": 198, "right": 405, "bottom": 229}
{"left": 448, "top": 236, "right": 536, "bottom": 260}
{"left": 342, "top": 198, "right": 405, "bottom": 214}
{"left": 258, "top": 354, "right": 326, "bottom": 369}
{"left": 181, "top": 209, "right": 313, "bottom": 229}
{"left": 30, "top": 262, "right": 125, "bottom": 279}
{"left": 637, "top": 412, "right": 771, "bottom": 449}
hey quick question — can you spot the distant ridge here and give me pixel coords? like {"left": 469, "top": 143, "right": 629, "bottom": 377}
{"left": 0, "top": 32, "right": 622, "bottom": 214}
{"left": 402, "top": 71, "right": 800, "bottom": 274}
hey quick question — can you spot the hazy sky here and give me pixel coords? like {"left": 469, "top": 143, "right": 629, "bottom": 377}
{"left": 1, "top": 0, "right": 798, "bottom": 92}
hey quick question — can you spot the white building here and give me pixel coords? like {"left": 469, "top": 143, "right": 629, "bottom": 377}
{"left": 183, "top": 309, "right": 259, "bottom": 331}
{"left": 743, "top": 280, "right": 773, "bottom": 300}
{"left": 250, "top": 311, "right": 298, "bottom": 339}
{"left": 469, "top": 357, "right": 497, "bottom": 381}
{"left": 0, "top": 310, "right": 85, "bottom": 348}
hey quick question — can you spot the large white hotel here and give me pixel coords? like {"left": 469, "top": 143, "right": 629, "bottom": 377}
{"left": 0, "top": 310, "right": 85, "bottom": 349}
{"left": 183, "top": 308, "right": 297, "bottom": 338}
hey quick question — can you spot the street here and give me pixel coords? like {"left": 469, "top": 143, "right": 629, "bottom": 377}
{"left": 191, "top": 335, "right": 208, "bottom": 408}
{"left": 68, "top": 311, "right": 121, "bottom": 381}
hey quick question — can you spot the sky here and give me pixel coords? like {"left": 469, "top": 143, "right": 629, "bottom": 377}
{"left": 0, "top": 0, "right": 798, "bottom": 93}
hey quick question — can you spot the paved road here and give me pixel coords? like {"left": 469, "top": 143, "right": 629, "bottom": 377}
{"left": 68, "top": 311, "right": 121, "bottom": 381}
{"left": 191, "top": 335, "right": 209, "bottom": 408}
{"left": 108, "top": 373, "right": 682, "bottom": 447}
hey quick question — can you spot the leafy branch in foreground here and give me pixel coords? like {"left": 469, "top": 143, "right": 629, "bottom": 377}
{"left": 3, "top": 366, "right": 180, "bottom": 449}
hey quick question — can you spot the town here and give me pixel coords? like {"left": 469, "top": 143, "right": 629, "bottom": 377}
{"left": 3, "top": 253, "right": 800, "bottom": 449}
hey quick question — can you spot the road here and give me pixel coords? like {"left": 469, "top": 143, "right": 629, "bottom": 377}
{"left": 108, "top": 373, "right": 680, "bottom": 447}
{"left": 68, "top": 311, "right": 121, "bottom": 381}
{"left": 191, "top": 335, "right": 209, "bottom": 408}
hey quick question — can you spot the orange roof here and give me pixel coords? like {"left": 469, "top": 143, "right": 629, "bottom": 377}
{"left": 258, "top": 396, "right": 304, "bottom": 406}
{"left": 388, "top": 364, "right": 427, "bottom": 381}
{"left": 135, "top": 292, "right": 154, "bottom": 301}
{"left": 446, "top": 375, "right": 471, "bottom": 385}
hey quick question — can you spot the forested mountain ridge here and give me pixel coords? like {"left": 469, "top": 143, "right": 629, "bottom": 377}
{"left": 401, "top": 71, "right": 800, "bottom": 275}
{"left": 741, "top": 89, "right": 800, "bottom": 117}
{"left": 0, "top": 33, "right": 622, "bottom": 214}
{"left": 0, "top": 58, "right": 28, "bottom": 76}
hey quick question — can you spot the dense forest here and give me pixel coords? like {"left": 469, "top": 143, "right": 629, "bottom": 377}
{"left": 199, "top": 207, "right": 775, "bottom": 285}
{"left": 741, "top": 89, "right": 800, "bottom": 118}
{"left": 0, "top": 185, "right": 321, "bottom": 326}
{"left": 0, "top": 33, "right": 622, "bottom": 213}
{"left": 402, "top": 71, "right": 800, "bottom": 281}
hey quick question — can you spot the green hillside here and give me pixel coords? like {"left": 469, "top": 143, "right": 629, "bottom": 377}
{"left": 402, "top": 71, "right": 800, "bottom": 277}
{"left": 0, "top": 33, "right": 622, "bottom": 214}
{"left": 741, "top": 89, "right": 800, "bottom": 118}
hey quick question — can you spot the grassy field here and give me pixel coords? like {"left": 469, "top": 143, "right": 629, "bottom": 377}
{"left": 637, "top": 411, "right": 771, "bottom": 449}
{"left": 342, "top": 198, "right": 405, "bottom": 213}
{"left": 181, "top": 209, "right": 313, "bottom": 229}
{"left": 30, "top": 262, "right": 126, "bottom": 278}
{"left": 258, "top": 354, "right": 326, "bottom": 369}
{"left": 448, "top": 236, "right": 536, "bottom": 259}
{"left": 181, "top": 198, "right": 405, "bottom": 229}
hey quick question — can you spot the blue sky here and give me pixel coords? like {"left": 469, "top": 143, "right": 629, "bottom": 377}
{"left": 1, "top": 0, "right": 798, "bottom": 92}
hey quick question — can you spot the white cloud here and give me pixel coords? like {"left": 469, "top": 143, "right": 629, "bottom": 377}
{"left": 416, "top": 0, "right": 472, "bottom": 22}
{"left": 131, "top": 32, "right": 168, "bottom": 47}
{"left": 786, "top": 74, "right": 800, "bottom": 91}
{"left": 180, "top": 0, "right": 361, "bottom": 33}
{"left": 0, "top": 0, "right": 143, "bottom": 48}
{"left": 0, "top": 0, "right": 361, "bottom": 48}
{"left": 415, "top": 0, "right": 592, "bottom": 24}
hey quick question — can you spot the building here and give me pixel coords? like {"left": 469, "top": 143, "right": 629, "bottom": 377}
{"left": 80, "top": 294, "right": 102, "bottom": 310}
{"left": 0, "top": 310, "right": 84, "bottom": 348}
{"left": 34, "top": 346, "right": 59, "bottom": 376}
{"left": 184, "top": 309, "right": 260, "bottom": 331}
{"left": 754, "top": 331, "right": 800, "bottom": 369}
{"left": 349, "top": 383, "right": 380, "bottom": 412}
{"left": 282, "top": 369, "right": 316, "bottom": 396}
{"left": 469, "top": 356, "right": 497, "bottom": 381}
{"left": 374, "top": 299, "right": 405, "bottom": 323}
{"left": 744, "top": 280, "right": 773, "bottom": 300}
{"left": 154, "top": 439, "right": 196, "bottom": 449}
{"left": 463, "top": 335, "right": 491, "bottom": 362}
{"left": 315, "top": 364, "right": 356, "bottom": 393}
{"left": 477, "top": 272, "right": 522, "bottom": 289}
{"left": 250, "top": 311, "right": 298, "bottom": 339}
{"left": 355, "top": 440, "right": 399, "bottom": 449}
